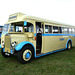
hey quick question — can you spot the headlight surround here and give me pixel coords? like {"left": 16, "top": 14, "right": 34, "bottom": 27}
{"left": 11, "top": 41, "right": 17, "bottom": 47}
{"left": 2, "top": 41, "right": 4, "bottom": 46}
{"left": 12, "top": 42, "right": 15, "bottom": 47}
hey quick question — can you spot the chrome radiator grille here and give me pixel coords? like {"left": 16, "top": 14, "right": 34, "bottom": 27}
{"left": 5, "top": 35, "right": 11, "bottom": 53}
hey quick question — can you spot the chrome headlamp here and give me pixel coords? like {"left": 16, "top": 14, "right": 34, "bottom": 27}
{"left": 12, "top": 42, "right": 15, "bottom": 47}
{"left": 2, "top": 41, "right": 4, "bottom": 46}
{"left": 11, "top": 41, "right": 17, "bottom": 47}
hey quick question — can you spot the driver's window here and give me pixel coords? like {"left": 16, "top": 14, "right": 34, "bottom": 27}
{"left": 10, "top": 25, "right": 14, "bottom": 32}
{"left": 15, "top": 26, "right": 23, "bottom": 32}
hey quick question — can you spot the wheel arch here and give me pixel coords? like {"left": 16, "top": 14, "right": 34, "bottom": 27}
{"left": 15, "top": 41, "right": 36, "bottom": 57}
{"left": 66, "top": 38, "right": 72, "bottom": 48}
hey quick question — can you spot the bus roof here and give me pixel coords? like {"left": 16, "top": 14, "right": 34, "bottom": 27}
{"left": 6, "top": 12, "right": 75, "bottom": 28}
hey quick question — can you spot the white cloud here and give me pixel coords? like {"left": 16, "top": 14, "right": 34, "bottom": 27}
{"left": 0, "top": 0, "right": 75, "bottom": 26}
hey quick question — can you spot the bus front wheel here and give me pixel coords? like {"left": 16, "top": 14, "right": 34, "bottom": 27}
{"left": 17, "top": 46, "right": 34, "bottom": 64}
{"left": 67, "top": 41, "right": 72, "bottom": 50}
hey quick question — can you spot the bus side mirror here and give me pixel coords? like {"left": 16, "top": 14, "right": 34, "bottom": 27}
{"left": 24, "top": 21, "right": 27, "bottom": 26}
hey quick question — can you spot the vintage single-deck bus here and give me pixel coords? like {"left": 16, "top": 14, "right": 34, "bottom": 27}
{"left": 1, "top": 13, "right": 75, "bottom": 64}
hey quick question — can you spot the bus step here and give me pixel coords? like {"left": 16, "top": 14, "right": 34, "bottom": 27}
{"left": 36, "top": 53, "right": 43, "bottom": 56}
{"left": 36, "top": 49, "right": 40, "bottom": 51}
{"left": 36, "top": 50, "right": 41, "bottom": 54}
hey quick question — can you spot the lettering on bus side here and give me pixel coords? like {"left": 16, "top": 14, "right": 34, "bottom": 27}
{"left": 59, "top": 38, "right": 64, "bottom": 41}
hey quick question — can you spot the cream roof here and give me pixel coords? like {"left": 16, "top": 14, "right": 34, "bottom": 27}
{"left": 6, "top": 12, "right": 75, "bottom": 28}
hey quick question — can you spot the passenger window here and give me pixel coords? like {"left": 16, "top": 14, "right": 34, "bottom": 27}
{"left": 59, "top": 27, "right": 62, "bottom": 33}
{"left": 53, "top": 26, "right": 58, "bottom": 33}
{"left": 72, "top": 28, "right": 74, "bottom": 34}
{"left": 45, "top": 25, "right": 52, "bottom": 33}
{"left": 61, "top": 27, "right": 64, "bottom": 33}
{"left": 24, "top": 22, "right": 34, "bottom": 32}
{"left": 49, "top": 26, "right": 52, "bottom": 33}
{"left": 69, "top": 28, "right": 72, "bottom": 34}
{"left": 45, "top": 25, "right": 48, "bottom": 33}
{"left": 64, "top": 28, "right": 67, "bottom": 34}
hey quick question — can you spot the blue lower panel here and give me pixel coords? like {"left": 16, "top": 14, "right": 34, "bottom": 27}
{"left": 0, "top": 44, "right": 2, "bottom": 48}
{"left": 34, "top": 33, "right": 75, "bottom": 37}
{"left": 36, "top": 48, "right": 66, "bottom": 58}
{"left": 10, "top": 49, "right": 13, "bottom": 54}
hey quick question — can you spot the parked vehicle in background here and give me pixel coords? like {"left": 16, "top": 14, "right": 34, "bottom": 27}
{"left": 0, "top": 25, "right": 3, "bottom": 43}
{"left": 0, "top": 13, "right": 75, "bottom": 64}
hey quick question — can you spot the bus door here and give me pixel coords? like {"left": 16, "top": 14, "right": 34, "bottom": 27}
{"left": 36, "top": 22, "right": 44, "bottom": 54}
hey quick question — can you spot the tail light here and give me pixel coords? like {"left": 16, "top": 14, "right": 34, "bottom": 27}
{"left": 35, "top": 36, "right": 36, "bottom": 40}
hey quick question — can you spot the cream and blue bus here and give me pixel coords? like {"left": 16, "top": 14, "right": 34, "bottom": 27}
{"left": 1, "top": 13, "right": 75, "bottom": 64}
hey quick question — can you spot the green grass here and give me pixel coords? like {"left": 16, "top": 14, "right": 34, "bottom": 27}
{"left": 0, "top": 48, "right": 75, "bottom": 75}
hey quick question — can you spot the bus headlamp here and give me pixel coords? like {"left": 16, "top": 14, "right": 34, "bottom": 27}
{"left": 11, "top": 41, "right": 17, "bottom": 47}
{"left": 12, "top": 42, "right": 15, "bottom": 47}
{"left": 2, "top": 41, "right": 4, "bottom": 46}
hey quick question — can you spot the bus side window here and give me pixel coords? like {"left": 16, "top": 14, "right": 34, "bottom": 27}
{"left": 69, "top": 28, "right": 72, "bottom": 34}
{"left": 64, "top": 27, "right": 67, "bottom": 34}
{"left": 72, "top": 28, "right": 74, "bottom": 34}
{"left": 53, "top": 26, "right": 58, "bottom": 33}
{"left": 45, "top": 25, "right": 52, "bottom": 33}
{"left": 62, "top": 27, "right": 64, "bottom": 33}
{"left": 45, "top": 25, "right": 48, "bottom": 33}
{"left": 59, "top": 27, "right": 62, "bottom": 33}
{"left": 49, "top": 26, "right": 52, "bottom": 33}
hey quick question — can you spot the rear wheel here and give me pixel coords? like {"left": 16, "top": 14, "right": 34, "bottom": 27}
{"left": 1, "top": 48, "right": 11, "bottom": 58}
{"left": 17, "top": 46, "right": 34, "bottom": 64}
{"left": 67, "top": 41, "right": 72, "bottom": 50}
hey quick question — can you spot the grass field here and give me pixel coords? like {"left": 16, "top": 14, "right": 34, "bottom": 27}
{"left": 0, "top": 48, "right": 75, "bottom": 75}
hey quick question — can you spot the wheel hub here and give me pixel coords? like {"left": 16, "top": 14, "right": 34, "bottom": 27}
{"left": 23, "top": 49, "right": 32, "bottom": 61}
{"left": 26, "top": 52, "right": 30, "bottom": 59}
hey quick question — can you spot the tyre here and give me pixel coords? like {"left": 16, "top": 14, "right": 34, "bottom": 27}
{"left": 1, "top": 48, "right": 11, "bottom": 58}
{"left": 67, "top": 41, "right": 72, "bottom": 50}
{"left": 17, "top": 46, "right": 34, "bottom": 64}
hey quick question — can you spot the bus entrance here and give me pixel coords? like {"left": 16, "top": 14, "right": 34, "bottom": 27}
{"left": 36, "top": 22, "right": 44, "bottom": 54}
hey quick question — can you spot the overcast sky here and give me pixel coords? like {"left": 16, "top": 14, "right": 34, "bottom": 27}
{"left": 0, "top": 0, "right": 75, "bottom": 26}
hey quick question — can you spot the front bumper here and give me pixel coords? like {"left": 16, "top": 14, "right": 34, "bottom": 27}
{"left": 1, "top": 48, "right": 13, "bottom": 54}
